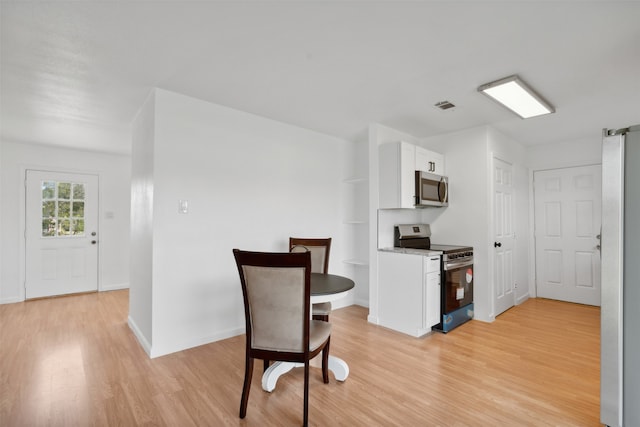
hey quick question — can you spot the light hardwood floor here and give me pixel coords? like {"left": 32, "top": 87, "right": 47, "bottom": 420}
{"left": 0, "top": 290, "right": 601, "bottom": 426}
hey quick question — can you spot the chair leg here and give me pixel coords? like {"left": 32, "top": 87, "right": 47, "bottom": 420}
{"left": 239, "top": 356, "right": 254, "bottom": 419}
{"left": 303, "top": 360, "right": 309, "bottom": 427}
{"left": 322, "top": 338, "right": 330, "bottom": 384}
{"left": 263, "top": 360, "right": 270, "bottom": 372}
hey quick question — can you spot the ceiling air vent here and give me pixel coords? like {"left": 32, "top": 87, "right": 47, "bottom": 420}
{"left": 434, "top": 100, "right": 456, "bottom": 111}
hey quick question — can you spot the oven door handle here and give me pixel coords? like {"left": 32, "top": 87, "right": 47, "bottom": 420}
{"left": 444, "top": 259, "right": 473, "bottom": 271}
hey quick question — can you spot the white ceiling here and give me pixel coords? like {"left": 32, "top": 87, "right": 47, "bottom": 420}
{"left": 1, "top": 2, "right": 639, "bottom": 155}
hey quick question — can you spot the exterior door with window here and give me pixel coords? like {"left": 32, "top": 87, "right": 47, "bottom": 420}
{"left": 25, "top": 170, "right": 99, "bottom": 299}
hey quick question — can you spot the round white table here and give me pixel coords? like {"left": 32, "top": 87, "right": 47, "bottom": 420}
{"left": 261, "top": 273, "right": 354, "bottom": 392}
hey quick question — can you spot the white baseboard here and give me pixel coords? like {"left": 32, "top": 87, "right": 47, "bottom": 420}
{"left": 101, "top": 282, "right": 129, "bottom": 292}
{"left": 127, "top": 315, "right": 152, "bottom": 357}
{"left": 330, "top": 296, "right": 353, "bottom": 311}
{"left": 149, "top": 326, "right": 245, "bottom": 359}
{"left": 128, "top": 314, "right": 246, "bottom": 359}
{"left": 516, "top": 293, "right": 530, "bottom": 305}
{"left": 0, "top": 296, "right": 23, "bottom": 305}
{"left": 353, "top": 297, "right": 369, "bottom": 308}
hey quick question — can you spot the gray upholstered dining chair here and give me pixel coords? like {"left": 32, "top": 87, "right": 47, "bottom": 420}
{"left": 289, "top": 237, "right": 332, "bottom": 322}
{"left": 232, "top": 249, "right": 331, "bottom": 427}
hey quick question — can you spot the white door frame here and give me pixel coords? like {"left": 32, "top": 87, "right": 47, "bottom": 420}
{"left": 18, "top": 165, "right": 103, "bottom": 301}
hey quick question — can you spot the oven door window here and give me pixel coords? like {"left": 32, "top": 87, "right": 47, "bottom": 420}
{"left": 444, "top": 265, "right": 473, "bottom": 313}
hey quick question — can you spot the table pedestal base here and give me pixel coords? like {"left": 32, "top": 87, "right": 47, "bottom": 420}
{"left": 261, "top": 355, "right": 349, "bottom": 392}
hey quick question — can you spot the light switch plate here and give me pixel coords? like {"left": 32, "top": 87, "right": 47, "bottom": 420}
{"left": 178, "top": 200, "right": 189, "bottom": 214}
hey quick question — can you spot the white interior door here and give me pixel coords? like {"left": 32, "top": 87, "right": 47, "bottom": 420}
{"left": 493, "top": 157, "right": 515, "bottom": 317}
{"left": 25, "top": 170, "right": 99, "bottom": 299}
{"left": 534, "top": 165, "right": 601, "bottom": 305}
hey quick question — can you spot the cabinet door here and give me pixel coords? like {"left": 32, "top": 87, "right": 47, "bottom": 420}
{"left": 415, "top": 146, "right": 432, "bottom": 173}
{"left": 379, "top": 141, "right": 416, "bottom": 208}
{"left": 430, "top": 152, "right": 445, "bottom": 175}
{"left": 415, "top": 146, "right": 445, "bottom": 175}
{"left": 378, "top": 251, "right": 424, "bottom": 336}
{"left": 425, "top": 271, "right": 441, "bottom": 328}
{"left": 399, "top": 142, "right": 416, "bottom": 208}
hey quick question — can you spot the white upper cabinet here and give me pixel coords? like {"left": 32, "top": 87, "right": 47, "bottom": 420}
{"left": 379, "top": 141, "right": 416, "bottom": 208}
{"left": 379, "top": 141, "right": 445, "bottom": 209}
{"left": 415, "top": 145, "right": 445, "bottom": 175}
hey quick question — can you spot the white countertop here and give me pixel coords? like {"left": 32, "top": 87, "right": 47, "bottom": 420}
{"left": 378, "top": 247, "right": 442, "bottom": 257}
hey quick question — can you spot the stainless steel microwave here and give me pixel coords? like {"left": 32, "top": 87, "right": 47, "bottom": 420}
{"left": 415, "top": 171, "right": 448, "bottom": 207}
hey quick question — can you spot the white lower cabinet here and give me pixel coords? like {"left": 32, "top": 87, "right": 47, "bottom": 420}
{"left": 378, "top": 251, "right": 441, "bottom": 337}
{"left": 424, "top": 256, "right": 441, "bottom": 329}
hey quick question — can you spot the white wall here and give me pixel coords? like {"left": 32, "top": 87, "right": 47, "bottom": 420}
{"left": 128, "top": 91, "right": 156, "bottom": 353}
{"left": 0, "top": 140, "right": 131, "bottom": 303}
{"left": 526, "top": 137, "right": 601, "bottom": 170}
{"left": 422, "top": 127, "right": 493, "bottom": 321}
{"left": 0, "top": 140, "right": 3, "bottom": 295}
{"left": 130, "top": 89, "right": 352, "bottom": 358}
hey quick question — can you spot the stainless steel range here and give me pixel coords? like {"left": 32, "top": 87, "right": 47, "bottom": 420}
{"left": 394, "top": 224, "right": 474, "bottom": 333}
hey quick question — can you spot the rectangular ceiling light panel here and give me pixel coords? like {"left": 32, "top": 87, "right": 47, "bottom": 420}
{"left": 478, "top": 75, "right": 555, "bottom": 119}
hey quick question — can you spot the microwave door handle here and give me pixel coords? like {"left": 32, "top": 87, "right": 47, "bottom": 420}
{"left": 439, "top": 178, "right": 448, "bottom": 203}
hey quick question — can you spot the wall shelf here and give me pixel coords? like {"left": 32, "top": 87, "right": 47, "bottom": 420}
{"left": 343, "top": 259, "right": 369, "bottom": 266}
{"left": 343, "top": 177, "right": 368, "bottom": 184}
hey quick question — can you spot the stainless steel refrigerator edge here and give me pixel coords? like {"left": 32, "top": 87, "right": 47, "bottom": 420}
{"left": 601, "top": 125, "right": 640, "bottom": 427}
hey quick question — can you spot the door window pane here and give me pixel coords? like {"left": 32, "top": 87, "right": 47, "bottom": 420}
{"left": 58, "top": 201, "right": 70, "bottom": 218}
{"left": 42, "top": 181, "right": 56, "bottom": 199}
{"left": 72, "top": 201, "right": 84, "bottom": 218}
{"left": 42, "top": 219, "right": 56, "bottom": 237}
{"left": 58, "top": 219, "right": 71, "bottom": 235}
{"left": 73, "top": 184, "right": 85, "bottom": 200}
{"left": 58, "top": 182, "right": 71, "bottom": 199}
{"left": 72, "top": 219, "right": 85, "bottom": 235}
{"left": 42, "top": 201, "right": 56, "bottom": 218}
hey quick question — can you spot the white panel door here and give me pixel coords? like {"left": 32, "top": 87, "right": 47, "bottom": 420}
{"left": 534, "top": 165, "right": 601, "bottom": 305}
{"left": 493, "top": 157, "right": 515, "bottom": 316}
{"left": 25, "top": 170, "right": 99, "bottom": 299}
